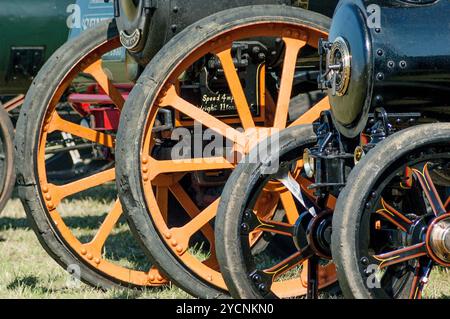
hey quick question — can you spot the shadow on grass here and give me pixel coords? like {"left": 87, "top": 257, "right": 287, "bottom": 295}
{"left": 0, "top": 215, "right": 111, "bottom": 231}
{"left": 77, "top": 223, "right": 151, "bottom": 272}
{"left": 0, "top": 217, "right": 30, "bottom": 231}
{"left": 6, "top": 275, "right": 86, "bottom": 295}
{"left": 6, "top": 275, "right": 170, "bottom": 299}
{"left": 10, "top": 183, "right": 117, "bottom": 202}
{"left": 5, "top": 275, "right": 70, "bottom": 295}
{"left": 7, "top": 275, "right": 39, "bottom": 290}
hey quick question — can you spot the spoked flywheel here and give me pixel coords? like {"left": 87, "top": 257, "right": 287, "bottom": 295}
{"left": 333, "top": 123, "right": 450, "bottom": 299}
{"left": 216, "top": 125, "right": 337, "bottom": 299}
{"left": 15, "top": 20, "right": 167, "bottom": 289}
{"left": 117, "top": 5, "right": 334, "bottom": 298}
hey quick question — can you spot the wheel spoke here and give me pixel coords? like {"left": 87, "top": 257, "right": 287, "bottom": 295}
{"left": 273, "top": 38, "right": 306, "bottom": 129}
{"left": 216, "top": 48, "right": 255, "bottom": 130}
{"left": 169, "top": 199, "right": 219, "bottom": 255}
{"left": 169, "top": 182, "right": 215, "bottom": 245}
{"left": 444, "top": 196, "right": 450, "bottom": 209}
{"left": 376, "top": 198, "right": 413, "bottom": 232}
{"left": 46, "top": 168, "right": 115, "bottom": 206}
{"left": 243, "top": 210, "right": 295, "bottom": 237}
{"left": 409, "top": 260, "right": 433, "bottom": 299}
{"left": 413, "top": 163, "right": 446, "bottom": 216}
{"left": 249, "top": 194, "right": 280, "bottom": 245}
{"left": 288, "top": 96, "right": 330, "bottom": 128}
{"left": 156, "top": 186, "right": 169, "bottom": 222}
{"left": 88, "top": 199, "right": 123, "bottom": 254}
{"left": 279, "top": 190, "right": 300, "bottom": 224}
{"left": 160, "top": 85, "right": 248, "bottom": 147}
{"left": 372, "top": 242, "right": 427, "bottom": 269}
{"left": 263, "top": 249, "right": 313, "bottom": 281}
{"left": 84, "top": 60, "right": 125, "bottom": 110}
{"left": 253, "top": 191, "right": 279, "bottom": 220}
{"left": 147, "top": 157, "right": 235, "bottom": 181}
{"left": 48, "top": 113, "right": 115, "bottom": 148}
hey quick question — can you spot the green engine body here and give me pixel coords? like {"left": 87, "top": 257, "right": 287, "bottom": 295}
{"left": 0, "top": 0, "right": 120, "bottom": 95}
{"left": 0, "top": 0, "right": 73, "bottom": 94}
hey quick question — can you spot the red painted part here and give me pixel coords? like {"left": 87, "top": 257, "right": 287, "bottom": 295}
{"left": 68, "top": 92, "right": 129, "bottom": 105}
{"left": 67, "top": 83, "right": 132, "bottom": 130}
{"left": 90, "top": 107, "right": 121, "bottom": 131}
{"left": 3, "top": 94, "right": 25, "bottom": 112}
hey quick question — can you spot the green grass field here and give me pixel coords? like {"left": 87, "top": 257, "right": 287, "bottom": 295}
{"left": 0, "top": 189, "right": 190, "bottom": 299}
{"left": 0, "top": 187, "right": 449, "bottom": 299}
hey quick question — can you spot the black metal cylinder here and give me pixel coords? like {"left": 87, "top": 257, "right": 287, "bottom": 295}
{"left": 328, "top": 0, "right": 450, "bottom": 138}
{"left": 115, "top": 0, "right": 339, "bottom": 65}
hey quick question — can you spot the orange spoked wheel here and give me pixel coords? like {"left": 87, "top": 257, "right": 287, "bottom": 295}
{"left": 116, "top": 6, "right": 336, "bottom": 298}
{"left": 216, "top": 125, "right": 337, "bottom": 299}
{"left": 14, "top": 20, "right": 167, "bottom": 289}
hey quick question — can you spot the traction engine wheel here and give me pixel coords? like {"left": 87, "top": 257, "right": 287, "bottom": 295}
{"left": 333, "top": 123, "right": 450, "bottom": 299}
{"left": 116, "top": 6, "right": 335, "bottom": 298}
{"left": 15, "top": 20, "right": 167, "bottom": 289}
{"left": 0, "top": 104, "right": 15, "bottom": 214}
{"left": 216, "top": 125, "right": 337, "bottom": 299}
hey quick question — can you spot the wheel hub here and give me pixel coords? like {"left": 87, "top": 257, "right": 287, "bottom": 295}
{"left": 294, "top": 211, "right": 332, "bottom": 259}
{"left": 428, "top": 216, "right": 450, "bottom": 264}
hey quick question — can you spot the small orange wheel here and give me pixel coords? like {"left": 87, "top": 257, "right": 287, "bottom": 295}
{"left": 15, "top": 20, "right": 167, "bottom": 289}
{"left": 116, "top": 6, "right": 336, "bottom": 298}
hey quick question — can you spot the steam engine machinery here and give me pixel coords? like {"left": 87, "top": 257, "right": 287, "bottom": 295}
{"left": 15, "top": 0, "right": 340, "bottom": 298}
{"left": 0, "top": 1, "right": 123, "bottom": 213}
{"left": 324, "top": 0, "right": 450, "bottom": 299}
{"left": 313, "top": 0, "right": 450, "bottom": 193}
{"left": 213, "top": 0, "right": 450, "bottom": 300}
{"left": 0, "top": 0, "right": 73, "bottom": 214}
{"left": 112, "top": 0, "right": 343, "bottom": 299}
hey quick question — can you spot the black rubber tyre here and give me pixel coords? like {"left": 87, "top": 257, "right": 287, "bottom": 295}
{"left": 0, "top": 104, "right": 15, "bottom": 214}
{"left": 215, "top": 125, "right": 338, "bottom": 298}
{"left": 332, "top": 123, "right": 450, "bottom": 299}
{"left": 116, "top": 5, "right": 331, "bottom": 298}
{"left": 14, "top": 20, "right": 137, "bottom": 289}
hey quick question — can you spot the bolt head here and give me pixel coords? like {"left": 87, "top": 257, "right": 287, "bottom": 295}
{"left": 258, "top": 283, "right": 267, "bottom": 292}
{"left": 252, "top": 274, "right": 261, "bottom": 283}
{"left": 376, "top": 72, "right": 385, "bottom": 81}
{"left": 241, "top": 223, "right": 250, "bottom": 232}
{"left": 360, "top": 257, "right": 369, "bottom": 265}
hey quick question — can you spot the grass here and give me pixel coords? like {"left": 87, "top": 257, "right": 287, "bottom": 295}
{"left": 0, "top": 188, "right": 191, "bottom": 299}
{"left": 1, "top": 186, "right": 450, "bottom": 299}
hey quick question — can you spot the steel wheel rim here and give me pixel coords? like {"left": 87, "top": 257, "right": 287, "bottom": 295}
{"left": 138, "top": 21, "right": 332, "bottom": 295}
{"left": 36, "top": 35, "right": 167, "bottom": 287}
{"left": 356, "top": 146, "right": 450, "bottom": 299}
{"left": 244, "top": 177, "right": 337, "bottom": 298}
